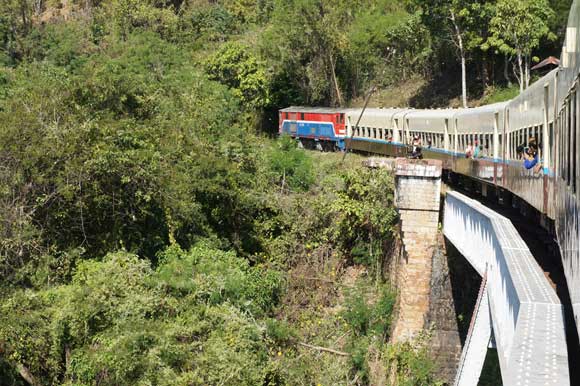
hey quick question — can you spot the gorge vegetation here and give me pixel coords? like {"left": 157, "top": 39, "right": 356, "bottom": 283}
{"left": 0, "top": 0, "right": 572, "bottom": 385}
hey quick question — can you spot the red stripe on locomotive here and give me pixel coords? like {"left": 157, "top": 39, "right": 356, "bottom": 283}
{"left": 279, "top": 110, "right": 346, "bottom": 136}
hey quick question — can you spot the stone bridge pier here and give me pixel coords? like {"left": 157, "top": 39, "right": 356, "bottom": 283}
{"left": 390, "top": 158, "right": 462, "bottom": 382}
{"left": 392, "top": 158, "right": 442, "bottom": 340}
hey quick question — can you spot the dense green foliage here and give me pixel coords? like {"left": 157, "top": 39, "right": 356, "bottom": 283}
{"left": 0, "top": 0, "right": 571, "bottom": 384}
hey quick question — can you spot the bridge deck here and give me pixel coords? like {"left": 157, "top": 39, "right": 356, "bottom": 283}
{"left": 444, "top": 191, "right": 569, "bottom": 385}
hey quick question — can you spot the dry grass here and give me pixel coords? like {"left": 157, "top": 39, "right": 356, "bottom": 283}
{"left": 348, "top": 77, "right": 428, "bottom": 108}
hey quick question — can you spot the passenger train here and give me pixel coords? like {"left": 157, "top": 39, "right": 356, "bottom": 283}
{"left": 280, "top": 0, "right": 580, "bottom": 337}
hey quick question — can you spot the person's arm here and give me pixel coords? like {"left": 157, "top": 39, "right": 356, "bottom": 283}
{"left": 523, "top": 153, "right": 538, "bottom": 169}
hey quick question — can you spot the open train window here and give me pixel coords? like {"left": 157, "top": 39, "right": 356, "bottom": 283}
{"left": 572, "top": 93, "right": 577, "bottom": 193}
{"left": 301, "top": 113, "right": 305, "bottom": 120}
{"left": 577, "top": 88, "right": 580, "bottom": 195}
{"left": 568, "top": 100, "right": 572, "bottom": 187}
{"left": 536, "top": 125, "right": 544, "bottom": 158}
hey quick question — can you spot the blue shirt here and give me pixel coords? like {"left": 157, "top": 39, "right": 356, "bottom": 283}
{"left": 524, "top": 154, "right": 539, "bottom": 170}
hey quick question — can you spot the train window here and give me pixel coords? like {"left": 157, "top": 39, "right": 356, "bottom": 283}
{"left": 561, "top": 108, "right": 566, "bottom": 181}
{"left": 572, "top": 93, "right": 577, "bottom": 193}
{"left": 562, "top": 108, "right": 566, "bottom": 181}
{"left": 577, "top": 87, "right": 580, "bottom": 194}
{"left": 559, "top": 111, "right": 563, "bottom": 179}
{"left": 301, "top": 113, "right": 305, "bottom": 120}
{"left": 549, "top": 122, "right": 554, "bottom": 167}
{"left": 537, "top": 125, "right": 541, "bottom": 147}
{"left": 568, "top": 100, "right": 572, "bottom": 186}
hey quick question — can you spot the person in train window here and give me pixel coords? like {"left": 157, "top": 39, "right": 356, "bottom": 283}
{"left": 473, "top": 140, "right": 480, "bottom": 158}
{"left": 476, "top": 145, "right": 486, "bottom": 158}
{"left": 412, "top": 135, "right": 422, "bottom": 159}
{"left": 427, "top": 138, "right": 432, "bottom": 149}
{"left": 522, "top": 143, "right": 540, "bottom": 171}
{"left": 465, "top": 142, "right": 474, "bottom": 158}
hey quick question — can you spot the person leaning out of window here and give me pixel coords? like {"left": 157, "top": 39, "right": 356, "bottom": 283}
{"left": 521, "top": 138, "right": 542, "bottom": 173}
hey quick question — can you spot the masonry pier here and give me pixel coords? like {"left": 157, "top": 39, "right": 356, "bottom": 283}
{"left": 391, "top": 158, "right": 442, "bottom": 340}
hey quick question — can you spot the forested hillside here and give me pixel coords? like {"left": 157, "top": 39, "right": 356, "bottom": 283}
{"left": 0, "top": 0, "right": 572, "bottom": 385}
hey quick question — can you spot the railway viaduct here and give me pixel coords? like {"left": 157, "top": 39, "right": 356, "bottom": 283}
{"left": 387, "top": 158, "right": 570, "bottom": 386}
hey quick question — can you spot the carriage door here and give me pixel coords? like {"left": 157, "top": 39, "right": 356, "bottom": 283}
{"left": 290, "top": 112, "right": 298, "bottom": 134}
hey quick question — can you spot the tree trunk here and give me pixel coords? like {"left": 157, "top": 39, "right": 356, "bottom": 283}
{"left": 517, "top": 51, "right": 524, "bottom": 93}
{"left": 16, "top": 363, "right": 36, "bottom": 386}
{"left": 504, "top": 55, "right": 512, "bottom": 87}
{"left": 524, "top": 55, "right": 530, "bottom": 89}
{"left": 450, "top": 10, "right": 468, "bottom": 108}
{"left": 461, "top": 53, "right": 468, "bottom": 107}
{"left": 329, "top": 53, "right": 343, "bottom": 107}
{"left": 481, "top": 54, "right": 489, "bottom": 90}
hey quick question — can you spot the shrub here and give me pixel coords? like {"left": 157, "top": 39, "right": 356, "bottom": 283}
{"left": 267, "top": 135, "right": 315, "bottom": 192}
{"left": 342, "top": 285, "right": 396, "bottom": 338}
{"left": 265, "top": 318, "right": 297, "bottom": 348}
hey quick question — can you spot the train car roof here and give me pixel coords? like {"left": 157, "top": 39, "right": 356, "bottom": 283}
{"left": 279, "top": 106, "right": 347, "bottom": 114}
{"left": 455, "top": 102, "right": 509, "bottom": 117}
{"left": 406, "top": 109, "right": 464, "bottom": 119}
{"left": 344, "top": 107, "right": 409, "bottom": 117}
